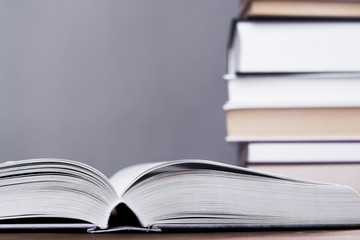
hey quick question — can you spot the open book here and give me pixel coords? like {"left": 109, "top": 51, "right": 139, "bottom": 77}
{"left": 1, "top": 158, "right": 360, "bottom": 232}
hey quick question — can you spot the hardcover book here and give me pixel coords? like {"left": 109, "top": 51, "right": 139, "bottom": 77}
{"left": 224, "top": 73, "right": 360, "bottom": 109}
{"left": 245, "top": 142, "right": 360, "bottom": 164}
{"left": 225, "top": 107, "right": 360, "bottom": 142}
{"left": 240, "top": 0, "right": 360, "bottom": 18}
{"left": 227, "top": 20, "right": 360, "bottom": 74}
{"left": 0, "top": 158, "right": 360, "bottom": 232}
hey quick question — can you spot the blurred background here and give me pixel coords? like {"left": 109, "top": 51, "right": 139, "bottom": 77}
{"left": 0, "top": 0, "right": 238, "bottom": 176}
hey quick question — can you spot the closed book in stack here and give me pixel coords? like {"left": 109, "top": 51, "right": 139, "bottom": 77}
{"left": 239, "top": 0, "right": 360, "bottom": 18}
{"left": 224, "top": 0, "right": 360, "bottom": 191}
{"left": 227, "top": 20, "right": 360, "bottom": 74}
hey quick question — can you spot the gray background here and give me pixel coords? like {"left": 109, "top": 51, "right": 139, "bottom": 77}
{"left": 0, "top": 0, "right": 238, "bottom": 176}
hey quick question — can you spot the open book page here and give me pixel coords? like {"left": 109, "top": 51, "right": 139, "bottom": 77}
{"left": 112, "top": 160, "right": 360, "bottom": 229}
{"left": 0, "top": 158, "right": 120, "bottom": 229}
{"left": 109, "top": 159, "right": 329, "bottom": 199}
{"left": 110, "top": 162, "right": 171, "bottom": 197}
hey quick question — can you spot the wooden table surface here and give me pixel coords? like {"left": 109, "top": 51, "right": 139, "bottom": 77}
{"left": 0, "top": 229, "right": 360, "bottom": 240}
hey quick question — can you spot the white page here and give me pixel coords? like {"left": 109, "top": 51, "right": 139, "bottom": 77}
{"left": 109, "top": 159, "right": 320, "bottom": 199}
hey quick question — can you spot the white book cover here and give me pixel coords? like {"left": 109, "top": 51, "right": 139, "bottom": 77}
{"left": 224, "top": 73, "right": 360, "bottom": 109}
{"left": 246, "top": 142, "right": 360, "bottom": 163}
{"left": 228, "top": 20, "right": 360, "bottom": 73}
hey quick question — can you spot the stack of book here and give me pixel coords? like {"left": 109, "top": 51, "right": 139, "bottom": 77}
{"left": 224, "top": 0, "right": 360, "bottom": 191}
